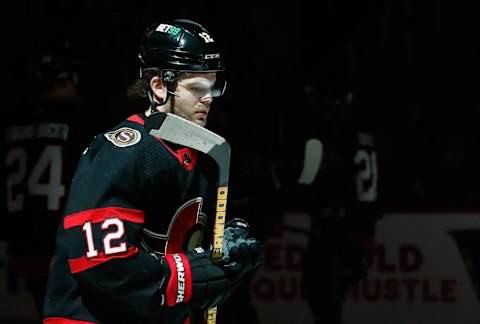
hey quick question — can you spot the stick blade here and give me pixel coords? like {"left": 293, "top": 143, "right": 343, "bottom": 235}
{"left": 148, "top": 112, "right": 226, "bottom": 155}
{"left": 298, "top": 138, "right": 323, "bottom": 185}
{"left": 147, "top": 112, "right": 231, "bottom": 186}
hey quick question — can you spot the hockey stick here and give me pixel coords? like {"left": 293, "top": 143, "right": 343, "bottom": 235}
{"left": 147, "top": 112, "right": 230, "bottom": 323}
{"left": 297, "top": 138, "right": 323, "bottom": 185}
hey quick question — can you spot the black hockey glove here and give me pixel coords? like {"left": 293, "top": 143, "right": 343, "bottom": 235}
{"left": 201, "top": 218, "right": 264, "bottom": 308}
{"left": 159, "top": 219, "right": 262, "bottom": 310}
{"left": 160, "top": 247, "right": 244, "bottom": 309}
{"left": 221, "top": 218, "right": 263, "bottom": 275}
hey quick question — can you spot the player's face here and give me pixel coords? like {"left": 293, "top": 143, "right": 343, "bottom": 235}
{"left": 173, "top": 73, "right": 217, "bottom": 127}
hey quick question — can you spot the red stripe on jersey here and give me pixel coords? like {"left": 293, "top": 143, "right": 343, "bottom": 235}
{"left": 64, "top": 207, "right": 144, "bottom": 229}
{"left": 127, "top": 114, "right": 145, "bottom": 125}
{"left": 164, "top": 253, "right": 192, "bottom": 306}
{"left": 43, "top": 317, "right": 95, "bottom": 323}
{"left": 68, "top": 246, "right": 139, "bottom": 273}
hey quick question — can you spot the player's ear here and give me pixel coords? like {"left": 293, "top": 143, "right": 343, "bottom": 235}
{"left": 150, "top": 76, "right": 167, "bottom": 101}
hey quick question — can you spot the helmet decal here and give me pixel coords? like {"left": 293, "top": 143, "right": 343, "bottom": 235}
{"left": 204, "top": 53, "right": 220, "bottom": 59}
{"left": 155, "top": 23, "right": 183, "bottom": 36}
{"left": 198, "top": 32, "right": 214, "bottom": 43}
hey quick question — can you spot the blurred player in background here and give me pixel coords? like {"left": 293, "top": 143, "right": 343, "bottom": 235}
{"left": 297, "top": 81, "right": 385, "bottom": 324}
{"left": 0, "top": 35, "right": 98, "bottom": 317}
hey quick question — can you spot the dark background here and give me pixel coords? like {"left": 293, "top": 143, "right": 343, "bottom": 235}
{"left": 1, "top": 0, "right": 479, "bottom": 210}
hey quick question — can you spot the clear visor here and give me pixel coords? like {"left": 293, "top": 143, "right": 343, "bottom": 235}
{"left": 210, "top": 70, "right": 227, "bottom": 97}
{"left": 163, "top": 69, "right": 227, "bottom": 98}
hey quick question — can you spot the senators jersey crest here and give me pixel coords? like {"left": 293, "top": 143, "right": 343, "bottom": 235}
{"left": 104, "top": 127, "right": 141, "bottom": 147}
{"left": 141, "top": 198, "right": 207, "bottom": 255}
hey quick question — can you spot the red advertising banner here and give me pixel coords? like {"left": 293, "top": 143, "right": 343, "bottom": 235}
{"left": 250, "top": 211, "right": 480, "bottom": 324}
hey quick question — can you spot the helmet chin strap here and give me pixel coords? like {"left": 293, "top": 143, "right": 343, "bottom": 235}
{"left": 147, "top": 71, "right": 180, "bottom": 114}
{"left": 147, "top": 88, "right": 178, "bottom": 114}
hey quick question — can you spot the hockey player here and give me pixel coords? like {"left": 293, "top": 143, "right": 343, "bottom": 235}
{"left": 298, "top": 83, "right": 384, "bottom": 324}
{"left": 42, "top": 19, "right": 262, "bottom": 324}
{"left": 1, "top": 35, "right": 97, "bottom": 318}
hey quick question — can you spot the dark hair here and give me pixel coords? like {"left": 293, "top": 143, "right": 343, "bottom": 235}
{"left": 126, "top": 67, "right": 161, "bottom": 101}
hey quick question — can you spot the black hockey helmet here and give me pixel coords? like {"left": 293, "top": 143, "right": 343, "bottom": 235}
{"left": 138, "top": 19, "right": 226, "bottom": 97}
{"left": 24, "top": 38, "right": 82, "bottom": 98}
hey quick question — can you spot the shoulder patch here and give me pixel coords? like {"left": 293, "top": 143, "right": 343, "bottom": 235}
{"left": 104, "top": 127, "right": 141, "bottom": 147}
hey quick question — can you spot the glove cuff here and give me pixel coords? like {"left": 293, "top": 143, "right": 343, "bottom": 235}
{"left": 164, "top": 253, "right": 193, "bottom": 306}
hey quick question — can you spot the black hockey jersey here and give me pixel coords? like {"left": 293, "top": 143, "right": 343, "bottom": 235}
{"left": 280, "top": 111, "right": 383, "bottom": 227}
{"left": 313, "top": 124, "right": 382, "bottom": 221}
{"left": 1, "top": 103, "right": 99, "bottom": 278}
{"left": 43, "top": 114, "right": 219, "bottom": 324}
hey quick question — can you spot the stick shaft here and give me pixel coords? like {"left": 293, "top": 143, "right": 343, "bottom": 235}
{"left": 146, "top": 112, "right": 231, "bottom": 324}
{"left": 211, "top": 186, "right": 228, "bottom": 262}
{"left": 204, "top": 185, "right": 228, "bottom": 323}
{"left": 205, "top": 306, "right": 218, "bottom": 323}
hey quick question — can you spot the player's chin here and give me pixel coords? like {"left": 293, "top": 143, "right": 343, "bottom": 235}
{"left": 193, "top": 118, "right": 207, "bottom": 128}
